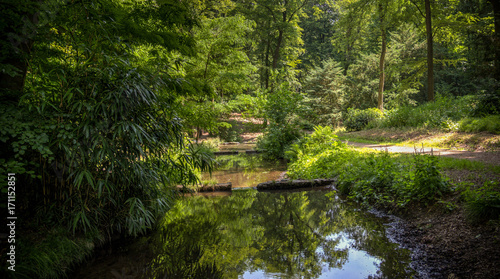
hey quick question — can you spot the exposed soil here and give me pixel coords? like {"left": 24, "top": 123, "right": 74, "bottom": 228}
{"left": 395, "top": 204, "right": 500, "bottom": 279}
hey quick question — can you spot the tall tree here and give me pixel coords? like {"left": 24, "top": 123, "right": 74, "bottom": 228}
{"left": 238, "top": 0, "right": 309, "bottom": 89}
{"left": 487, "top": 0, "right": 500, "bottom": 80}
{"left": 425, "top": 0, "right": 434, "bottom": 101}
{"left": 377, "top": 1, "right": 388, "bottom": 110}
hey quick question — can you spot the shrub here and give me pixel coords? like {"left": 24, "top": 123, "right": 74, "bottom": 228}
{"left": 287, "top": 130, "right": 451, "bottom": 208}
{"left": 411, "top": 152, "right": 450, "bottom": 203}
{"left": 257, "top": 80, "right": 304, "bottom": 159}
{"left": 343, "top": 108, "right": 383, "bottom": 131}
{"left": 471, "top": 90, "right": 500, "bottom": 117}
{"left": 463, "top": 181, "right": 500, "bottom": 223}
{"left": 217, "top": 120, "right": 243, "bottom": 142}
{"left": 458, "top": 115, "right": 500, "bottom": 134}
{"left": 380, "top": 95, "right": 473, "bottom": 129}
{"left": 257, "top": 124, "right": 302, "bottom": 159}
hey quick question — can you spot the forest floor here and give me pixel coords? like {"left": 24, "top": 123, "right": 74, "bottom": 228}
{"left": 220, "top": 115, "right": 500, "bottom": 279}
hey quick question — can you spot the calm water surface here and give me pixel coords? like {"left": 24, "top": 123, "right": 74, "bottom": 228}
{"left": 74, "top": 190, "right": 417, "bottom": 279}
{"left": 202, "top": 153, "right": 287, "bottom": 188}
{"left": 73, "top": 153, "right": 418, "bottom": 279}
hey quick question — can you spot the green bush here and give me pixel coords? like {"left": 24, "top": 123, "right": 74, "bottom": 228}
{"left": 380, "top": 95, "right": 473, "bottom": 129}
{"left": 257, "top": 124, "right": 302, "bottom": 159}
{"left": 412, "top": 152, "right": 450, "bottom": 203}
{"left": 218, "top": 120, "right": 243, "bottom": 142}
{"left": 287, "top": 127, "right": 450, "bottom": 208}
{"left": 458, "top": 115, "right": 500, "bottom": 134}
{"left": 463, "top": 181, "right": 500, "bottom": 223}
{"left": 471, "top": 90, "right": 500, "bottom": 117}
{"left": 257, "top": 80, "right": 304, "bottom": 159}
{"left": 343, "top": 108, "right": 383, "bottom": 131}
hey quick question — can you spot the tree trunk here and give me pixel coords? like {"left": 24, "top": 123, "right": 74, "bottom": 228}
{"left": 272, "top": 29, "right": 284, "bottom": 69}
{"left": 425, "top": 0, "right": 434, "bottom": 102}
{"left": 265, "top": 38, "right": 271, "bottom": 89}
{"left": 377, "top": 3, "right": 386, "bottom": 111}
{"left": 488, "top": 0, "right": 500, "bottom": 81}
{"left": 0, "top": 2, "right": 37, "bottom": 103}
{"left": 272, "top": 10, "right": 287, "bottom": 70}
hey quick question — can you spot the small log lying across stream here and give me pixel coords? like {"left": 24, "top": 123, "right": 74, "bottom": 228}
{"left": 213, "top": 150, "right": 264, "bottom": 156}
{"left": 256, "top": 179, "right": 336, "bottom": 191}
{"left": 214, "top": 151, "right": 240, "bottom": 156}
{"left": 177, "top": 182, "right": 232, "bottom": 193}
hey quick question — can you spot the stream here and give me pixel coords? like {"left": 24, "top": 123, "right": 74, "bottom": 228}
{"left": 73, "top": 148, "right": 422, "bottom": 279}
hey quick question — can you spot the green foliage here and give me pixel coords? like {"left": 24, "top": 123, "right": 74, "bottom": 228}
{"left": 412, "top": 152, "right": 450, "bottom": 203}
{"left": 285, "top": 126, "right": 346, "bottom": 162}
{"left": 380, "top": 95, "right": 473, "bottom": 129}
{"left": 463, "top": 181, "right": 500, "bottom": 223}
{"left": 0, "top": 0, "right": 216, "bottom": 241}
{"left": 343, "top": 108, "right": 383, "bottom": 131}
{"left": 257, "top": 80, "right": 304, "bottom": 158}
{"left": 217, "top": 120, "right": 243, "bottom": 142}
{"left": 12, "top": 228, "right": 99, "bottom": 279}
{"left": 471, "top": 90, "right": 500, "bottom": 117}
{"left": 303, "top": 59, "right": 346, "bottom": 126}
{"left": 368, "top": 94, "right": 500, "bottom": 133}
{"left": 287, "top": 127, "right": 450, "bottom": 208}
{"left": 459, "top": 115, "right": 500, "bottom": 134}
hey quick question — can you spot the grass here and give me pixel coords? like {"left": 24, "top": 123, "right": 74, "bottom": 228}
{"left": 462, "top": 181, "right": 500, "bottom": 223}
{"left": 438, "top": 156, "right": 500, "bottom": 173}
{"left": 7, "top": 228, "right": 101, "bottom": 279}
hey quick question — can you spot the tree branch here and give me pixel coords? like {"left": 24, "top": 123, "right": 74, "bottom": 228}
{"left": 408, "top": 0, "right": 426, "bottom": 19}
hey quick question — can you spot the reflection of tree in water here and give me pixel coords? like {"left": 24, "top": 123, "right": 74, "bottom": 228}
{"left": 249, "top": 192, "right": 347, "bottom": 278}
{"left": 147, "top": 229, "right": 223, "bottom": 279}
{"left": 150, "top": 190, "right": 415, "bottom": 278}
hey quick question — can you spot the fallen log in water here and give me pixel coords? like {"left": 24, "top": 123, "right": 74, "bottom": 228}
{"left": 214, "top": 151, "right": 240, "bottom": 156}
{"left": 245, "top": 150, "right": 264, "bottom": 154}
{"left": 176, "top": 182, "right": 232, "bottom": 193}
{"left": 256, "top": 179, "right": 336, "bottom": 191}
{"left": 198, "top": 182, "right": 232, "bottom": 192}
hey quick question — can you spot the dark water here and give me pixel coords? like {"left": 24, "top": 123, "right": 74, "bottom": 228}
{"left": 73, "top": 189, "right": 417, "bottom": 279}
{"left": 73, "top": 153, "right": 418, "bottom": 279}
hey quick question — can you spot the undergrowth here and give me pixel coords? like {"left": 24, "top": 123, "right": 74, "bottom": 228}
{"left": 462, "top": 181, "right": 500, "bottom": 223}
{"left": 287, "top": 126, "right": 451, "bottom": 209}
{"left": 5, "top": 228, "right": 101, "bottom": 279}
{"left": 348, "top": 95, "right": 500, "bottom": 134}
{"left": 288, "top": 126, "right": 500, "bottom": 223}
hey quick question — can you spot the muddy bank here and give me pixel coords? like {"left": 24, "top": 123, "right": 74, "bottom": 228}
{"left": 375, "top": 204, "right": 500, "bottom": 279}
{"left": 402, "top": 207, "right": 499, "bottom": 279}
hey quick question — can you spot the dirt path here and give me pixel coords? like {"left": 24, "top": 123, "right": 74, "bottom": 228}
{"left": 346, "top": 141, "right": 500, "bottom": 166}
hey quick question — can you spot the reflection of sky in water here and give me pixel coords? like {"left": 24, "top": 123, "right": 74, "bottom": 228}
{"left": 319, "top": 234, "right": 380, "bottom": 279}
{"left": 241, "top": 233, "right": 380, "bottom": 279}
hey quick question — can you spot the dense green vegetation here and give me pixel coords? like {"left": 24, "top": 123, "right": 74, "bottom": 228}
{"left": 1, "top": 0, "right": 499, "bottom": 277}
{"left": 286, "top": 126, "right": 499, "bottom": 220}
